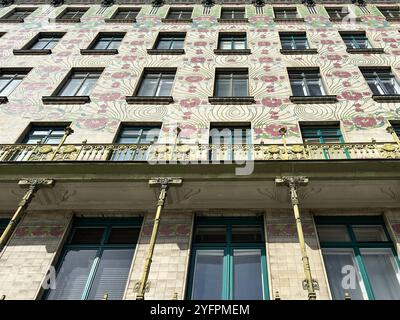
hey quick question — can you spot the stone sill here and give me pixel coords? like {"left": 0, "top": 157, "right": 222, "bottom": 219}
{"left": 346, "top": 48, "right": 385, "bottom": 54}
{"left": 80, "top": 49, "right": 118, "bottom": 55}
{"left": 50, "top": 18, "right": 81, "bottom": 23}
{"left": 104, "top": 18, "right": 137, "bottom": 23}
{"left": 372, "top": 95, "right": 400, "bottom": 102}
{"left": 0, "top": 18, "right": 24, "bottom": 23}
{"left": 42, "top": 96, "right": 90, "bottom": 104}
{"left": 0, "top": 96, "right": 8, "bottom": 104}
{"left": 126, "top": 96, "right": 174, "bottom": 104}
{"left": 13, "top": 49, "right": 52, "bottom": 55}
{"left": 147, "top": 49, "right": 185, "bottom": 55}
{"left": 161, "top": 18, "right": 193, "bottom": 23}
{"left": 280, "top": 48, "right": 318, "bottom": 55}
{"left": 274, "top": 18, "right": 305, "bottom": 23}
{"left": 290, "top": 95, "right": 338, "bottom": 104}
{"left": 214, "top": 49, "right": 251, "bottom": 55}
{"left": 217, "top": 18, "right": 249, "bottom": 23}
{"left": 208, "top": 96, "right": 255, "bottom": 105}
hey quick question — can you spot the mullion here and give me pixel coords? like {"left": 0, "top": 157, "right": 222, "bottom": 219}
{"left": 0, "top": 73, "right": 20, "bottom": 95}
{"left": 72, "top": 73, "right": 90, "bottom": 96}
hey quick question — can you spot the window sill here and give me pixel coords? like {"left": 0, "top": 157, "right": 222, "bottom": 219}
{"left": 161, "top": 18, "right": 193, "bottom": 23}
{"left": 104, "top": 18, "right": 137, "bottom": 23}
{"left": 280, "top": 48, "right": 318, "bottom": 55}
{"left": 147, "top": 49, "right": 185, "bottom": 55}
{"left": 385, "top": 17, "right": 400, "bottom": 22}
{"left": 80, "top": 49, "right": 118, "bottom": 55}
{"left": 329, "top": 17, "right": 362, "bottom": 23}
{"left": 0, "top": 18, "right": 24, "bottom": 23}
{"left": 346, "top": 48, "right": 385, "bottom": 54}
{"left": 273, "top": 18, "right": 305, "bottom": 23}
{"left": 290, "top": 95, "right": 338, "bottom": 104}
{"left": 214, "top": 49, "right": 251, "bottom": 55}
{"left": 372, "top": 94, "right": 400, "bottom": 102}
{"left": 42, "top": 96, "right": 91, "bottom": 104}
{"left": 126, "top": 96, "right": 174, "bottom": 105}
{"left": 50, "top": 18, "right": 81, "bottom": 23}
{"left": 217, "top": 18, "right": 249, "bottom": 23}
{"left": 208, "top": 96, "right": 255, "bottom": 105}
{"left": 13, "top": 49, "right": 52, "bottom": 55}
{"left": 0, "top": 96, "right": 8, "bottom": 104}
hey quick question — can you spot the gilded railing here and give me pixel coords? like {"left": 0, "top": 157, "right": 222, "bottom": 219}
{"left": 0, "top": 142, "right": 399, "bottom": 163}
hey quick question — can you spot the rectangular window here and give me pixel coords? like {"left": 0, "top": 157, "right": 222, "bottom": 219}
{"left": 390, "top": 122, "right": 400, "bottom": 138}
{"left": 45, "top": 218, "right": 142, "bottom": 300}
{"left": 280, "top": 32, "right": 309, "bottom": 50}
{"left": 218, "top": 33, "right": 246, "bottom": 50}
{"left": 215, "top": 69, "right": 248, "bottom": 97}
{"left": 111, "top": 8, "right": 140, "bottom": 20}
{"left": 90, "top": 33, "right": 124, "bottom": 50}
{"left": 288, "top": 69, "right": 326, "bottom": 97}
{"left": 360, "top": 68, "right": 400, "bottom": 96}
{"left": 340, "top": 32, "right": 372, "bottom": 49}
{"left": 155, "top": 33, "right": 185, "bottom": 50}
{"left": 326, "top": 7, "right": 349, "bottom": 20}
{"left": 22, "top": 125, "right": 67, "bottom": 145}
{"left": 136, "top": 70, "right": 175, "bottom": 97}
{"left": 0, "top": 8, "right": 36, "bottom": 21}
{"left": 57, "top": 8, "right": 87, "bottom": 20}
{"left": 57, "top": 70, "right": 102, "bottom": 97}
{"left": 187, "top": 217, "right": 269, "bottom": 300}
{"left": 111, "top": 125, "right": 161, "bottom": 161}
{"left": 220, "top": 8, "right": 245, "bottom": 20}
{"left": 0, "top": 69, "right": 30, "bottom": 97}
{"left": 378, "top": 7, "right": 400, "bottom": 20}
{"left": 28, "top": 33, "right": 64, "bottom": 50}
{"left": 300, "top": 124, "right": 343, "bottom": 144}
{"left": 316, "top": 216, "right": 400, "bottom": 300}
{"left": 274, "top": 8, "right": 298, "bottom": 19}
{"left": 165, "top": 8, "right": 193, "bottom": 20}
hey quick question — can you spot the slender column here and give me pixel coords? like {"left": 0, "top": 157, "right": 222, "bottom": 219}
{"left": 135, "top": 177, "right": 182, "bottom": 300}
{"left": 275, "top": 176, "right": 318, "bottom": 300}
{"left": 0, "top": 179, "right": 54, "bottom": 252}
{"left": 50, "top": 126, "right": 74, "bottom": 161}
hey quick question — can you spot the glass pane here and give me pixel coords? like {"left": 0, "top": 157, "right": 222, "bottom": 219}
{"left": 157, "top": 78, "right": 173, "bottom": 96}
{"left": 220, "top": 40, "right": 232, "bottom": 50}
{"left": 107, "top": 227, "right": 140, "bottom": 244}
{"left": 291, "top": 81, "right": 305, "bottom": 96}
{"left": 59, "top": 78, "right": 82, "bottom": 96}
{"left": 93, "top": 40, "right": 109, "bottom": 50}
{"left": 171, "top": 40, "right": 184, "bottom": 49}
{"left": 361, "top": 248, "right": 400, "bottom": 300}
{"left": 231, "top": 226, "right": 263, "bottom": 242}
{"left": 233, "top": 249, "right": 264, "bottom": 300}
{"left": 233, "top": 79, "right": 248, "bottom": 96}
{"left": 157, "top": 39, "right": 171, "bottom": 49}
{"left": 138, "top": 78, "right": 158, "bottom": 96}
{"left": 88, "top": 249, "right": 134, "bottom": 300}
{"left": 234, "top": 41, "right": 245, "bottom": 50}
{"left": 353, "top": 225, "right": 388, "bottom": 242}
{"left": 0, "top": 79, "right": 21, "bottom": 96}
{"left": 194, "top": 227, "right": 226, "bottom": 243}
{"left": 322, "top": 248, "right": 368, "bottom": 300}
{"left": 317, "top": 225, "right": 351, "bottom": 242}
{"left": 216, "top": 78, "right": 231, "bottom": 97}
{"left": 308, "top": 81, "right": 324, "bottom": 96}
{"left": 191, "top": 250, "right": 224, "bottom": 300}
{"left": 46, "top": 249, "right": 97, "bottom": 300}
{"left": 70, "top": 228, "right": 105, "bottom": 244}
{"left": 107, "top": 40, "right": 121, "bottom": 50}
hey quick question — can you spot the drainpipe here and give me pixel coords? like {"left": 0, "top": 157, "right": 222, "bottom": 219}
{"left": 50, "top": 126, "right": 74, "bottom": 161}
{"left": 0, "top": 179, "right": 54, "bottom": 252}
{"left": 275, "top": 176, "right": 318, "bottom": 300}
{"left": 135, "top": 177, "right": 183, "bottom": 300}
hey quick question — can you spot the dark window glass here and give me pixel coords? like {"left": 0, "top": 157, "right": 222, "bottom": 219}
{"left": 107, "top": 227, "right": 141, "bottom": 244}
{"left": 70, "top": 228, "right": 105, "bottom": 244}
{"left": 194, "top": 227, "right": 227, "bottom": 243}
{"left": 156, "top": 34, "right": 185, "bottom": 50}
{"left": 391, "top": 123, "right": 400, "bottom": 137}
{"left": 220, "top": 8, "right": 245, "bottom": 19}
{"left": 0, "top": 70, "right": 29, "bottom": 96}
{"left": 280, "top": 33, "right": 308, "bottom": 50}
{"left": 113, "top": 8, "right": 139, "bottom": 20}
{"left": 30, "top": 34, "right": 63, "bottom": 50}
{"left": 22, "top": 125, "right": 67, "bottom": 145}
{"left": 341, "top": 33, "right": 371, "bottom": 49}
{"left": 326, "top": 8, "right": 349, "bottom": 19}
{"left": 137, "top": 70, "right": 175, "bottom": 97}
{"left": 58, "top": 70, "right": 102, "bottom": 96}
{"left": 59, "top": 9, "right": 87, "bottom": 20}
{"left": 300, "top": 124, "right": 343, "bottom": 144}
{"left": 166, "top": 8, "right": 192, "bottom": 20}
{"left": 2, "top": 8, "right": 35, "bottom": 20}
{"left": 92, "top": 34, "right": 124, "bottom": 50}
{"left": 218, "top": 34, "right": 246, "bottom": 50}
{"left": 360, "top": 68, "right": 400, "bottom": 96}
{"left": 274, "top": 8, "right": 298, "bottom": 19}
{"left": 379, "top": 7, "right": 400, "bottom": 19}
{"left": 288, "top": 70, "right": 325, "bottom": 96}
{"left": 231, "top": 226, "right": 263, "bottom": 243}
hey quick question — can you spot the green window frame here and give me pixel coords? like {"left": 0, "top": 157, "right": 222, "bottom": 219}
{"left": 0, "top": 219, "right": 9, "bottom": 237}
{"left": 186, "top": 217, "right": 269, "bottom": 300}
{"left": 316, "top": 216, "right": 400, "bottom": 300}
{"left": 44, "top": 218, "right": 142, "bottom": 300}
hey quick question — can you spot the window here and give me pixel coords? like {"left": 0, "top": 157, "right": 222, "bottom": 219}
{"left": 214, "top": 69, "right": 248, "bottom": 97}
{"left": 57, "top": 8, "right": 87, "bottom": 21}
{"left": 300, "top": 124, "right": 343, "bottom": 144}
{"left": 326, "top": 7, "right": 349, "bottom": 20}
{"left": 111, "top": 125, "right": 161, "bottom": 161}
{"left": 0, "top": 69, "right": 30, "bottom": 97}
{"left": 90, "top": 33, "right": 124, "bottom": 50}
{"left": 274, "top": 8, "right": 298, "bottom": 19}
{"left": 155, "top": 33, "right": 185, "bottom": 50}
{"left": 316, "top": 216, "right": 400, "bottom": 300}
{"left": 340, "top": 32, "right": 372, "bottom": 50}
{"left": 57, "top": 70, "right": 102, "bottom": 97}
{"left": 218, "top": 33, "right": 246, "bottom": 50}
{"left": 209, "top": 124, "right": 252, "bottom": 161}
{"left": 220, "top": 8, "right": 245, "bottom": 20}
{"left": 136, "top": 70, "right": 175, "bottom": 97}
{"left": 390, "top": 122, "right": 400, "bottom": 138}
{"left": 0, "top": 8, "right": 36, "bottom": 21}
{"left": 360, "top": 68, "right": 400, "bottom": 96}
{"left": 22, "top": 125, "right": 68, "bottom": 145}
{"left": 187, "top": 217, "right": 269, "bottom": 300}
{"left": 0, "top": 219, "right": 8, "bottom": 237}
{"left": 378, "top": 7, "right": 400, "bottom": 20}
{"left": 45, "top": 218, "right": 142, "bottom": 300}
{"left": 109, "top": 8, "right": 140, "bottom": 20}
{"left": 165, "top": 8, "right": 193, "bottom": 20}
{"left": 29, "top": 33, "right": 64, "bottom": 50}
{"left": 288, "top": 69, "right": 326, "bottom": 97}
{"left": 280, "top": 33, "right": 309, "bottom": 50}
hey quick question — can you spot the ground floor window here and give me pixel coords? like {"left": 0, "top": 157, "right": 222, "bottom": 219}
{"left": 316, "top": 216, "right": 400, "bottom": 300}
{"left": 187, "top": 217, "right": 269, "bottom": 300}
{"left": 45, "top": 218, "right": 142, "bottom": 300}
{"left": 0, "top": 219, "right": 8, "bottom": 237}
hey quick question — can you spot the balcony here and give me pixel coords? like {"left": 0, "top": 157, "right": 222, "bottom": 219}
{"left": 0, "top": 142, "right": 399, "bottom": 163}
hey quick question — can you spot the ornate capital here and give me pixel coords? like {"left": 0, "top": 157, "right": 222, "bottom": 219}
{"left": 202, "top": 0, "right": 215, "bottom": 7}
{"left": 275, "top": 176, "right": 309, "bottom": 205}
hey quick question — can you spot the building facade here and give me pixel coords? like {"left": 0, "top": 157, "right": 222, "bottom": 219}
{"left": 0, "top": 0, "right": 400, "bottom": 300}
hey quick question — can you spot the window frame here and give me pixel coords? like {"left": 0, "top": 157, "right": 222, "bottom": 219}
{"left": 87, "top": 32, "right": 125, "bottom": 50}
{"left": 273, "top": 7, "right": 299, "bottom": 19}
{"left": 316, "top": 216, "right": 400, "bottom": 300}
{"left": 153, "top": 32, "right": 186, "bottom": 50}
{"left": 326, "top": 7, "right": 349, "bottom": 20}
{"left": 340, "top": 32, "right": 372, "bottom": 50}
{"left": 279, "top": 32, "right": 309, "bottom": 50}
{"left": 300, "top": 124, "right": 344, "bottom": 144}
{"left": 0, "top": 68, "right": 31, "bottom": 97}
{"left": 378, "top": 6, "right": 400, "bottom": 20}
{"left": 214, "top": 69, "right": 249, "bottom": 98}
{"left": 186, "top": 217, "right": 269, "bottom": 300}
{"left": 54, "top": 68, "right": 103, "bottom": 97}
{"left": 109, "top": 7, "right": 140, "bottom": 21}
{"left": 56, "top": 7, "right": 88, "bottom": 21}
{"left": 134, "top": 68, "right": 176, "bottom": 98}
{"left": 220, "top": 8, "right": 246, "bottom": 20}
{"left": 360, "top": 67, "right": 400, "bottom": 96}
{"left": 218, "top": 33, "right": 247, "bottom": 50}
{"left": 165, "top": 7, "right": 193, "bottom": 20}
{"left": 22, "top": 32, "right": 65, "bottom": 50}
{"left": 21, "top": 125, "right": 69, "bottom": 145}
{"left": 0, "top": 7, "right": 37, "bottom": 21}
{"left": 288, "top": 69, "right": 327, "bottom": 97}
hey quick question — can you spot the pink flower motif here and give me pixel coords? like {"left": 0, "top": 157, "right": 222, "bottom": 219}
{"left": 261, "top": 75, "right": 278, "bottom": 82}
{"left": 194, "top": 41, "right": 207, "bottom": 47}
{"left": 130, "top": 41, "right": 144, "bottom": 45}
{"left": 353, "top": 116, "right": 377, "bottom": 128}
{"left": 180, "top": 98, "right": 200, "bottom": 108}
{"left": 191, "top": 57, "right": 205, "bottom": 63}
{"left": 261, "top": 98, "right": 282, "bottom": 108}
{"left": 122, "top": 56, "right": 136, "bottom": 62}
{"left": 342, "top": 91, "right": 362, "bottom": 101}
{"left": 265, "top": 124, "right": 284, "bottom": 137}
{"left": 321, "top": 40, "right": 334, "bottom": 45}
{"left": 112, "top": 83, "right": 120, "bottom": 88}
{"left": 327, "top": 54, "right": 342, "bottom": 61}
{"left": 97, "top": 93, "right": 121, "bottom": 101}
{"left": 83, "top": 117, "right": 108, "bottom": 130}
{"left": 382, "top": 38, "right": 396, "bottom": 43}
{"left": 258, "top": 41, "right": 271, "bottom": 46}
{"left": 259, "top": 57, "right": 273, "bottom": 63}
{"left": 333, "top": 71, "right": 352, "bottom": 78}
{"left": 112, "top": 72, "right": 129, "bottom": 79}
{"left": 185, "top": 76, "right": 203, "bottom": 83}
{"left": 179, "top": 124, "right": 198, "bottom": 138}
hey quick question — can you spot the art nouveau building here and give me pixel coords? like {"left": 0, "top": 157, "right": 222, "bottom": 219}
{"left": 0, "top": 0, "right": 400, "bottom": 300}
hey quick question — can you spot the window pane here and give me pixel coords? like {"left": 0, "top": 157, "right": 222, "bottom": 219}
{"left": 194, "top": 227, "right": 226, "bottom": 243}
{"left": 308, "top": 81, "right": 324, "bottom": 96}
{"left": 88, "top": 249, "right": 134, "bottom": 300}
{"left": 157, "top": 78, "right": 173, "bottom": 96}
{"left": 46, "top": 249, "right": 97, "bottom": 300}
{"left": 138, "top": 78, "right": 158, "bottom": 96}
{"left": 59, "top": 78, "right": 82, "bottom": 96}
{"left": 291, "top": 80, "right": 305, "bottom": 96}
{"left": 317, "top": 225, "right": 351, "bottom": 242}
{"left": 216, "top": 78, "right": 231, "bottom": 97}
{"left": 93, "top": 40, "right": 109, "bottom": 50}
{"left": 233, "top": 249, "right": 264, "bottom": 300}
{"left": 361, "top": 248, "right": 400, "bottom": 300}
{"left": 233, "top": 78, "right": 248, "bottom": 96}
{"left": 70, "top": 228, "right": 105, "bottom": 244}
{"left": 353, "top": 225, "right": 388, "bottom": 242}
{"left": 0, "top": 78, "right": 21, "bottom": 96}
{"left": 191, "top": 250, "right": 224, "bottom": 300}
{"left": 232, "top": 226, "right": 262, "bottom": 243}
{"left": 322, "top": 248, "right": 368, "bottom": 300}
{"left": 107, "top": 227, "right": 140, "bottom": 244}
{"left": 157, "top": 39, "right": 171, "bottom": 49}
{"left": 171, "top": 39, "right": 184, "bottom": 49}
{"left": 76, "top": 78, "right": 98, "bottom": 96}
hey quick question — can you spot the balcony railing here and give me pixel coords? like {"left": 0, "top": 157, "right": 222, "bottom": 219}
{"left": 0, "top": 142, "right": 399, "bottom": 163}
